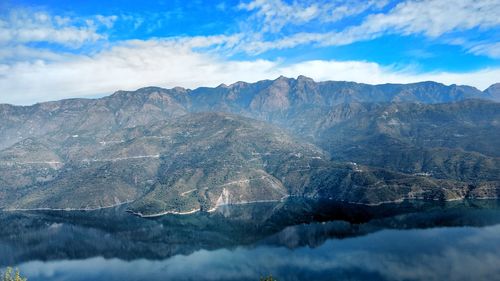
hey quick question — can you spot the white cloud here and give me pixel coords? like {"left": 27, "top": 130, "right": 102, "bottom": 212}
{"left": 0, "top": 37, "right": 276, "bottom": 104}
{"left": 0, "top": 2, "right": 498, "bottom": 105}
{"left": 239, "top": 0, "right": 319, "bottom": 33}
{"left": 466, "top": 42, "right": 500, "bottom": 59}
{"left": 95, "top": 15, "right": 118, "bottom": 29}
{"left": 237, "top": 0, "right": 500, "bottom": 55}
{"left": 0, "top": 37, "right": 498, "bottom": 105}
{"left": 240, "top": 32, "right": 329, "bottom": 54}
{"left": 239, "top": 0, "right": 387, "bottom": 33}
{"left": 0, "top": 45, "right": 72, "bottom": 62}
{"left": 326, "top": 0, "right": 389, "bottom": 22}
{"left": 0, "top": 9, "right": 108, "bottom": 48}
{"left": 353, "top": 0, "right": 500, "bottom": 38}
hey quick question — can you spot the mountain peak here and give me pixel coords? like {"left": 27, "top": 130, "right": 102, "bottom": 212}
{"left": 297, "top": 75, "right": 314, "bottom": 82}
{"left": 275, "top": 75, "right": 290, "bottom": 81}
{"left": 172, "top": 86, "right": 187, "bottom": 92}
{"left": 227, "top": 81, "right": 248, "bottom": 88}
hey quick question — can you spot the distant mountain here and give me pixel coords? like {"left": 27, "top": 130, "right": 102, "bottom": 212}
{"left": 0, "top": 77, "right": 498, "bottom": 215}
{"left": 0, "top": 77, "right": 494, "bottom": 151}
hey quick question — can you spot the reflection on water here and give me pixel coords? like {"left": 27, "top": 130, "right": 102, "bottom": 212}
{"left": 1, "top": 199, "right": 500, "bottom": 281}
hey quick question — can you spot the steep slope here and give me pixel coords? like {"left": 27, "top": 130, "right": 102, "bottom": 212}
{"left": 0, "top": 76, "right": 494, "bottom": 151}
{"left": 1, "top": 112, "right": 323, "bottom": 211}
{"left": 0, "top": 87, "right": 187, "bottom": 150}
{"left": 318, "top": 100, "right": 500, "bottom": 181}
{"left": 0, "top": 78, "right": 499, "bottom": 214}
{"left": 189, "top": 77, "right": 486, "bottom": 113}
{"left": 186, "top": 77, "right": 489, "bottom": 136}
{"left": 2, "top": 112, "right": 489, "bottom": 215}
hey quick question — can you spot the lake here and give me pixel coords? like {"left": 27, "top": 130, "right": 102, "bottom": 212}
{"left": 1, "top": 199, "right": 500, "bottom": 281}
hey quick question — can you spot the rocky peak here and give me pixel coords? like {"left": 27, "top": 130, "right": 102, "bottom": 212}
{"left": 297, "top": 75, "right": 314, "bottom": 82}
{"left": 227, "top": 81, "right": 249, "bottom": 90}
{"left": 274, "top": 75, "right": 289, "bottom": 81}
{"left": 250, "top": 76, "right": 292, "bottom": 111}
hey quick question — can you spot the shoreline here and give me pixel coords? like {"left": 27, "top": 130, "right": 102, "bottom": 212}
{"left": 123, "top": 195, "right": 498, "bottom": 218}
{"left": 1, "top": 196, "right": 497, "bottom": 217}
{"left": 130, "top": 197, "right": 291, "bottom": 218}
{"left": 127, "top": 208, "right": 200, "bottom": 218}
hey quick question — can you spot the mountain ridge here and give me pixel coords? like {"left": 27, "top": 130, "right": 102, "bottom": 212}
{"left": 1, "top": 76, "right": 496, "bottom": 108}
{"left": 0, "top": 77, "right": 499, "bottom": 215}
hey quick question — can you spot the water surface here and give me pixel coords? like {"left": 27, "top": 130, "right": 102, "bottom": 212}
{"left": 1, "top": 199, "right": 499, "bottom": 281}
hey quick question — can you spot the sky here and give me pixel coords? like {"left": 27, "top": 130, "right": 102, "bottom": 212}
{"left": 0, "top": 0, "right": 499, "bottom": 105}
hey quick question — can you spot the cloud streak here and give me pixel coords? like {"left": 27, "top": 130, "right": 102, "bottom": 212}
{"left": 237, "top": 0, "right": 500, "bottom": 55}
{"left": 0, "top": 9, "right": 111, "bottom": 48}
{"left": 238, "top": 0, "right": 388, "bottom": 33}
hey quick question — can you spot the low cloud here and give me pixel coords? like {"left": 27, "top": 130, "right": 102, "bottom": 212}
{"left": 1, "top": 38, "right": 498, "bottom": 105}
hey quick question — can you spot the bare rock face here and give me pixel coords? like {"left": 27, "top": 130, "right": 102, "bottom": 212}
{"left": 250, "top": 76, "right": 292, "bottom": 112}
{"left": 0, "top": 77, "right": 499, "bottom": 215}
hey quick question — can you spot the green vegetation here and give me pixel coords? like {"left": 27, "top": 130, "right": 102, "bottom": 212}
{"left": 0, "top": 78, "right": 499, "bottom": 213}
{"left": 2, "top": 268, "right": 27, "bottom": 281}
{"left": 320, "top": 100, "right": 500, "bottom": 182}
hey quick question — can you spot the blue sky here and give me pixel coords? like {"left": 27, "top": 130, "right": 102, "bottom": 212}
{"left": 0, "top": 0, "right": 499, "bottom": 104}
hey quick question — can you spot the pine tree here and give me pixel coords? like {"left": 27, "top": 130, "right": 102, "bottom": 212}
{"left": 14, "top": 268, "right": 27, "bottom": 281}
{"left": 2, "top": 267, "right": 12, "bottom": 281}
{"left": 2, "top": 267, "right": 27, "bottom": 281}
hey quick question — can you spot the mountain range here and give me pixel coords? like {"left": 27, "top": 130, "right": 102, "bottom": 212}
{"left": 0, "top": 76, "right": 499, "bottom": 216}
